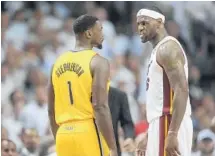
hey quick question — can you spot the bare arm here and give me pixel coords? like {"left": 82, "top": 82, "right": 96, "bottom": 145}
{"left": 91, "top": 55, "right": 117, "bottom": 151}
{"left": 210, "top": 116, "right": 215, "bottom": 133}
{"left": 157, "top": 40, "right": 189, "bottom": 133}
{"left": 48, "top": 67, "right": 59, "bottom": 140}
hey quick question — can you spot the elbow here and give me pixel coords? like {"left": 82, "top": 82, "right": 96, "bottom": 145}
{"left": 175, "top": 84, "right": 189, "bottom": 96}
{"left": 93, "top": 103, "right": 108, "bottom": 112}
{"left": 182, "top": 86, "right": 189, "bottom": 96}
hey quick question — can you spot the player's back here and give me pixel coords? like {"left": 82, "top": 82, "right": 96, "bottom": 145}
{"left": 52, "top": 50, "right": 109, "bottom": 156}
{"left": 52, "top": 50, "right": 96, "bottom": 125}
{"left": 52, "top": 50, "right": 110, "bottom": 156}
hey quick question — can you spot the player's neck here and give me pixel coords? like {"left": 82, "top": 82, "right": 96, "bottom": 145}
{"left": 74, "top": 37, "right": 93, "bottom": 51}
{"left": 151, "top": 29, "right": 168, "bottom": 48}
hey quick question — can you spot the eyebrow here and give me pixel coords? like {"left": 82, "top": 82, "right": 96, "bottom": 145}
{"left": 137, "top": 18, "right": 150, "bottom": 24}
{"left": 140, "top": 17, "right": 151, "bottom": 21}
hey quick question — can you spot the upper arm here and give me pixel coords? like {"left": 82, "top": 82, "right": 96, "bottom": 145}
{"left": 91, "top": 55, "right": 110, "bottom": 105}
{"left": 48, "top": 66, "right": 55, "bottom": 113}
{"left": 157, "top": 40, "right": 188, "bottom": 92}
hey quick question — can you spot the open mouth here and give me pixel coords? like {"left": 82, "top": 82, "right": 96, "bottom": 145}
{"left": 140, "top": 34, "right": 145, "bottom": 39}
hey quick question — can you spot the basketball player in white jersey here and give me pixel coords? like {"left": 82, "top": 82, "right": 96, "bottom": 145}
{"left": 135, "top": 7, "right": 193, "bottom": 156}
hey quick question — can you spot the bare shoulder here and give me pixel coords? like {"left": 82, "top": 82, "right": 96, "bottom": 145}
{"left": 157, "top": 40, "right": 185, "bottom": 69}
{"left": 90, "top": 54, "right": 110, "bottom": 76}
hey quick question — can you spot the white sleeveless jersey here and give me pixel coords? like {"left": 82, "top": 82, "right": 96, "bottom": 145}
{"left": 146, "top": 36, "right": 191, "bottom": 123}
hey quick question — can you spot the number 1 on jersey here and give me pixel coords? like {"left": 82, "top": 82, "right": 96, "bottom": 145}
{"left": 67, "top": 81, "right": 74, "bottom": 105}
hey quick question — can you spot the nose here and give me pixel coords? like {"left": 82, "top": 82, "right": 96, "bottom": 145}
{"left": 138, "top": 24, "right": 144, "bottom": 32}
{"left": 8, "top": 150, "right": 13, "bottom": 156}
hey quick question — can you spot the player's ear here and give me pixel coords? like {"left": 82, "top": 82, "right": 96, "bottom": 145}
{"left": 85, "top": 30, "right": 92, "bottom": 39}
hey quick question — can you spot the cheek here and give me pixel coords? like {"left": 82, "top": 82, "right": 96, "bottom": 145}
{"left": 97, "top": 33, "right": 102, "bottom": 39}
{"left": 96, "top": 35, "right": 101, "bottom": 43}
{"left": 149, "top": 27, "right": 156, "bottom": 37}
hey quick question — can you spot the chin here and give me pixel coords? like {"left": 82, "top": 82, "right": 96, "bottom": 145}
{"left": 141, "top": 39, "right": 148, "bottom": 43}
{"left": 97, "top": 44, "right": 102, "bottom": 49}
{"left": 141, "top": 36, "right": 147, "bottom": 43}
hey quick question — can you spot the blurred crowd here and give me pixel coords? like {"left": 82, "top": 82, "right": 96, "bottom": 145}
{"left": 1, "top": 1, "right": 215, "bottom": 156}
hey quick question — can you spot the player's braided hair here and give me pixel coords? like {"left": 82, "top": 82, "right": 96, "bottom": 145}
{"left": 73, "top": 14, "right": 98, "bottom": 34}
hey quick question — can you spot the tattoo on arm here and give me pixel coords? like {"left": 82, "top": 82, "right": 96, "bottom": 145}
{"left": 157, "top": 40, "right": 189, "bottom": 132}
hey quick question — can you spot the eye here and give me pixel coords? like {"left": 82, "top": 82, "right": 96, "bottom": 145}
{"left": 141, "top": 21, "right": 146, "bottom": 26}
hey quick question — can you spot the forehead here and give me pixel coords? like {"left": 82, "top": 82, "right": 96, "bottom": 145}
{"left": 2, "top": 140, "right": 9, "bottom": 147}
{"left": 137, "top": 15, "right": 155, "bottom": 23}
{"left": 24, "top": 129, "right": 38, "bottom": 136}
{"left": 9, "top": 142, "right": 16, "bottom": 148}
{"left": 2, "top": 141, "right": 16, "bottom": 150}
{"left": 93, "top": 21, "right": 102, "bottom": 29}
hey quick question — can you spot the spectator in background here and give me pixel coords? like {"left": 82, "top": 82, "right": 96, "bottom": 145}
{"left": 201, "top": 94, "right": 215, "bottom": 119}
{"left": 114, "top": 64, "right": 141, "bottom": 124}
{"left": 24, "top": 68, "right": 47, "bottom": 102}
{"left": 1, "top": 61, "right": 15, "bottom": 106}
{"left": 57, "top": 17, "right": 76, "bottom": 51}
{"left": 1, "top": 11, "right": 9, "bottom": 63}
{"left": 1, "top": 139, "right": 18, "bottom": 156}
{"left": 28, "top": 9, "right": 43, "bottom": 32}
{"left": 92, "top": 7, "right": 116, "bottom": 59}
{"left": 23, "top": 43, "right": 41, "bottom": 68}
{"left": 166, "top": 20, "right": 189, "bottom": 54}
{"left": 1, "top": 29, "right": 7, "bottom": 63}
{"left": 20, "top": 85, "right": 49, "bottom": 137}
{"left": 93, "top": 7, "right": 116, "bottom": 46}
{"left": 5, "top": 45, "right": 27, "bottom": 90}
{"left": 193, "top": 93, "right": 215, "bottom": 130}
{"left": 42, "top": 32, "right": 65, "bottom": 75}
{"left": 189, "top": 65, "right": 203, "bottom": 109}
{"left": 19, "top": 128, "right": 40, "bottom": 156}
{"left": 39, "top": 138, "right": 56, "bottom": 156}
{"left": 2, "top": 127, "right": 9, "bottom": 140}
{"left": 108, "top": 87, "right": 135, "bottom": 156}
{"left": 41, "top": 5, "right": 63, "bottom": 31}
{"left": 125, "top": 53, "right": 141, "bottom": 98}
{"left": 110, "top": 55, "right": 141, "bottom": 124}
{"left": 5, "top": 9, "right": 29, "bottom": 50}
{"left": 1, "top": 11, "right": 9, "bottom": 30}
{"left": 2, "top": 89, "right": 25, "bottom": 150}
{"left": 192, "top": 129, "right": 215, "bottom": 156}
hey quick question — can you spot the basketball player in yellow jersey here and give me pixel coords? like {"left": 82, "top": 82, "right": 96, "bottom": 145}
{"left": 48, "top": 15, "right": 118, "bottom": 156}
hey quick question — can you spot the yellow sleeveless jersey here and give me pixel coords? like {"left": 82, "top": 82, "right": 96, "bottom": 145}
{"left": 52, "top": 50, "right": 109, "bottom": 125}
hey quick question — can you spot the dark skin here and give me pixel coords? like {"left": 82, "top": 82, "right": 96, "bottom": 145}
{"left": 48, "top": 66, "right": 58, "bottom": 141}
{"left": 210, "top": 116, "right": 215, "bottom": 133}
{"left": 157, "top": 40, "right": 188, "bottom": 156}
{"left": 136, "top": 15, "right": 189, "bottom": 156}
{"left": 48, "top": 20, "right": 117, "bottom": 156}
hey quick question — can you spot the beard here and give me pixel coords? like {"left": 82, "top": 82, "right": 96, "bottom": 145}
{"left": 202, "top": 147, "right": 214, "bottom": 154}
{"left": 97, "top": 44, "right": 102, "bottom": 49}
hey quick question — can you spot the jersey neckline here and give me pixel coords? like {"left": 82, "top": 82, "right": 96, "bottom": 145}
{"left": 70, "top": 49, "right": 93, "bottom": 53}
